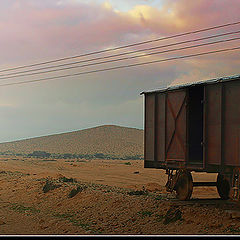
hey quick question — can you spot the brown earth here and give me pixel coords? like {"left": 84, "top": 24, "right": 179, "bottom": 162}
{"left": 0, "top": 156, "right": 239, "bottom": 236}
{"left": 0, "top": 125, "right": 143, "bottom": 157}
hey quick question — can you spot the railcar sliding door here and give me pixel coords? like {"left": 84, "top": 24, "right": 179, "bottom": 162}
{"left": 144, "top": 89, "right": 187, "bottom": 168}
{"left": 165, "top": 89, "right": 187, "bottom": 163}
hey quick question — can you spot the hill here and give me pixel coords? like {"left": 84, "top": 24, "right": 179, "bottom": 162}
{"left": 0, "top": 125, "right": 144, "bottom": 158}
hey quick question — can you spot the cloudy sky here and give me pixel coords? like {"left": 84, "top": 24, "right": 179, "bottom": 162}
{"left": 0, "top": 0, "right": 239, "bottom": 142}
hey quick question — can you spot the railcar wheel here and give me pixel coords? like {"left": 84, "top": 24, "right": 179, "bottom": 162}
{"left": 175, "top": 170, "right": 193, "bottom": 200}
{"left": 216, "top": 173, "right": 231, "bottom": 200}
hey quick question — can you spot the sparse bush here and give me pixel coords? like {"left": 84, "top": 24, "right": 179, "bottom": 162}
{"left": 10, "top": 203, "right": 40, "bottom": 214}
{"left": 163, "top": 207, "right": 182, "bottom": 225}
{"left": 62, "top": 153, "right": 74, "bottom": 159}
{"left": 137, "top": 211, "right": 153, "bottom": 218}
{"left": 19, "top": 151, "right": 143, "bottom": 161}
{"left": 59, "top": 176, "right": 76, "bottom": 183}
{"left": 42, "top": 179, "right": 61, "bottom": 193}
{"left": 42, "top": 159, "right": 56, "bottom": 162}
{"left": 94, "top": 153, "right": 105, "bottom": 159}
{"left": 68, "top": 185, "right": 86, "bottom": 198}
{"left": 29, "top": 151, "right": 51, "bottom": 158}
{"left": 127, "top": 189, "right": 148, "bottom": 196}
{"left": 123, "top": 155, "right": 143, "bottom": 160}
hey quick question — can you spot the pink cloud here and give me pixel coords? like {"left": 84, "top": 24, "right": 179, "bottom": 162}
{"left": 0, "top": 0, "right": 239, "bottom": 83}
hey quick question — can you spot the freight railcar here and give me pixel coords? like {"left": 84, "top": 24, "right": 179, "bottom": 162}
{"left": 141, "top": 74, "right": 240, "bottom": 200}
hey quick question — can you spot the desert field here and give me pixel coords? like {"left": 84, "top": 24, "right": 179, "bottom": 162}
{"left": 0, "top": 156, "right": 239, "bottom": 236}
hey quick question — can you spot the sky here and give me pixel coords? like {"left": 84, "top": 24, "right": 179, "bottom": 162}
{"left": 0, "top": 0, "right": 239, "bottom": 142}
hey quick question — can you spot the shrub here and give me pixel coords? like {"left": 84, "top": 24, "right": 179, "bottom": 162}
{"left": 43, "top": 179, "right": 61, "bottom": 193}
{"left": 94, "top": 153, "right": 105, "bottom": 159}
{"left": 29, "top": 151, "right": 51, "bottom": 158}
{"left": 59, "top": 176, "right": 76, "bottom": 183}
{"left": 128, "top": 190, "right": 148, "bottom": 196}
{"left": 68, "top": 186, "right": 86, "bottom": 198}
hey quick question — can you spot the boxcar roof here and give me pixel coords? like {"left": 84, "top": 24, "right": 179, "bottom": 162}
{"left": 140, "top": 74, "right": 240, "bottom": 95}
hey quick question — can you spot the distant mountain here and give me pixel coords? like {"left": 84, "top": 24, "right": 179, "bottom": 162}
{"left": 0, "top": 125, "right": 144, "bottom": 158}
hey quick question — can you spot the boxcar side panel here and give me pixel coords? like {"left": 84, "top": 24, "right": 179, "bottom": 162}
{"left": 165, "top": 90, "right": 187, "bottom": 162}
{"left": 205, "top": 84, "right": 222, "bottom": 165}
{"left": 224, "top": 80, "right": 240, "bottom": 166}
{"left": 144, "top": 94, "right": 156, "bottom": 163}
{"left": 156, "top": 93, "right": 166, "bottom": 162}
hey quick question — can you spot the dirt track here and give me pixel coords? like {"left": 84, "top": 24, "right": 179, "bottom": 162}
{"left": 0, "top": 157, "right": 239, "bottom": 235}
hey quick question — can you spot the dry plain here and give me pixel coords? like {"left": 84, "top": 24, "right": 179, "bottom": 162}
{"left": 0, "top": 156, "right": 238, "bottom": 236}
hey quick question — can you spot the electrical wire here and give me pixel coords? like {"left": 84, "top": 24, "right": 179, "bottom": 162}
{"left": 0, "top": 46, "right": 239, "bottom": 87}
{"left": 0, "top": 36, "right": 239, "bottom": 81}
{"left": 1, "top": 20, "right": 240, "bottom": 73}
{"left": 1, "top": 29, "right": 240, "bottom": 78}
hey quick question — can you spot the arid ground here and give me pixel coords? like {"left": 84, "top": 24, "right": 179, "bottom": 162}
{"left": 0, "top": 156, "right": 239, "bottom": 236}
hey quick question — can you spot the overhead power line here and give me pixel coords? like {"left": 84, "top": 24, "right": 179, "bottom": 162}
{"left": 0, "top": 46, "right": 239, "bottom": 87}
{"left": 0, "top": 36, "right": 239, "bottom": 81}
{"left": 1, "top": 20, "right": 240, "bottom": 73}
{"left": 1, "top": 29, "right": 240, "bottom": 78}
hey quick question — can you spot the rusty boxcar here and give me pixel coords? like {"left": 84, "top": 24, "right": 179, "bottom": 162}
{"left": 141, "top": 74, "right": 240, "bottom": 200}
